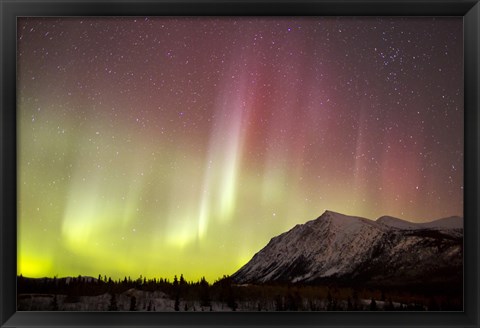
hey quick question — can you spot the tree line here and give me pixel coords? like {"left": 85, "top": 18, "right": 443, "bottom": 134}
{"left": 18, "top": 274, "right": 237, "bottom": 311}
{"left": 17, "top": 274, "right": 461, "bottom": 311}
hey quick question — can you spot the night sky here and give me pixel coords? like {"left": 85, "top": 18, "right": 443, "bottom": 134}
{"left": 17, "top": 17, "right": 463, "bottom": 281}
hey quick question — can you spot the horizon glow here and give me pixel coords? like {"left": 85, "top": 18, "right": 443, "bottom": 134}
{"left": 18, "top": 17, "right": 463, "bottom": 281}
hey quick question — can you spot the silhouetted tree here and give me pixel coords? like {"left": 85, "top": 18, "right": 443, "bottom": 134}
{"left": 227, "top": 288, "right": 237, "bottom": 311}
{"left": 129, "top": 296, "right": 137, "bottom": 311}
{"left": 274, "top": 295, "right": 284, "bottom": 311}
{"left": 108, "top": 293, "right": 118, "bottom": 311}
{"left": 214, "top": 276, "right": 237, "bottom": 311}
{"left": 199, "top": 277, "right": 211, "bottom": 307}
{"left": 174, "top": 295, "right": 180, "bottom": 311}
{"left": 285, "top": 291, "right": 301, "bottom": 311}
{"left": 50, "top": 294, "right": 59, "bottom": 311}
{"left": 173, "top": 275, "right": 178, "bottom": 287}
{"left": 326, "top": 291, "right": 336, "bottom": 311}
{"left": 347, "top": 297, "right": 353, "bottom": 311}
{"left": 135, "top": 276, "right": 143, "bottom": 288}
{"left": 352, "top": 289, "right": 360, "bottom": 310}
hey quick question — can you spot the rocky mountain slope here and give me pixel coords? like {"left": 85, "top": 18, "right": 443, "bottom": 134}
{"left": 232, "top": 210, "right": 463, "bottom": 288}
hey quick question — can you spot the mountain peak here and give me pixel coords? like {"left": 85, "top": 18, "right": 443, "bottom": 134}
{"left": 316, "top": 210, "right": 380, "bottom": 230}
{"left": 232, "top": 211, "right": 463, "bottom": 285}
{"left": 376, "top": 215, "right": 463, "bottom": 230}
{"left": 321, "top": 209, "right": 353, "bottom": 217}
{"left": 322, "top": 209, "right": 338, "bottom": 215}
{"left": 319, "top": 210, "right": 363, "bottom": 221}
{"left": 376, "top": 216, "right": 419, "bottom": 230}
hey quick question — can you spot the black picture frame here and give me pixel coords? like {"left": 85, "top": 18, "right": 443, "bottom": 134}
{"left": 1, "top": 0, "right": 479, "bottom": 327}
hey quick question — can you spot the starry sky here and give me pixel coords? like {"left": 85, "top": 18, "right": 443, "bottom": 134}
{"left": 17, "top": 17, "right": 463, "bottom": 282}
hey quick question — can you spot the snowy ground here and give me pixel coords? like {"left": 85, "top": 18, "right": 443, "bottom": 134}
{"left": 18, "top": 289, "right": 410, "bottom": 311}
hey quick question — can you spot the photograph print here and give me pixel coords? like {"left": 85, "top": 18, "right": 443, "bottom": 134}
{"left": 17, "top": 16, "right": 463, "bottom": 311}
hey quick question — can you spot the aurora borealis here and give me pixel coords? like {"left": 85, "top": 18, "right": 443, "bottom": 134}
{"left": 17, "top": 17, "right": 463, "bottom": 282}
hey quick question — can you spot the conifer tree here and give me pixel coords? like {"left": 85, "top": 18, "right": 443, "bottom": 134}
{"left": 51, "top": 294, "right": 59, "bottom": 311}
{"left": 174, "top": 296, "right": 180, "bottom": 311}
{"left": 108, "top": 293, "right": 118, "bottom": 311}
{"left": 129, "top": 296, "right": 137, "bottom": 311}
{"left": 199, "top": 277, "right": 211, "bottom": 307}
{"left": 347, "top": 297, "right": 353, "bottom": 311}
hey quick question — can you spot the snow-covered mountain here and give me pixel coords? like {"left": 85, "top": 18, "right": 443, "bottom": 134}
{"left": 232, "top": 210, "right": 463, "bottom": 287}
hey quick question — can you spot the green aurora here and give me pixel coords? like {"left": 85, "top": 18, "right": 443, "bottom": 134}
{"left": 17, "top": 17, "right": 463, "bottom": 282}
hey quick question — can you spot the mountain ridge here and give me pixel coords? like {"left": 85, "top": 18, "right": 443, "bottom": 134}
{"left": 232, "top": 210, "right": 462, "bottom": 287}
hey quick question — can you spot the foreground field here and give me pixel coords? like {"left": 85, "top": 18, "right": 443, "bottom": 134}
{"left": 17, "top": 275, "right": 461, "bottom": 311}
